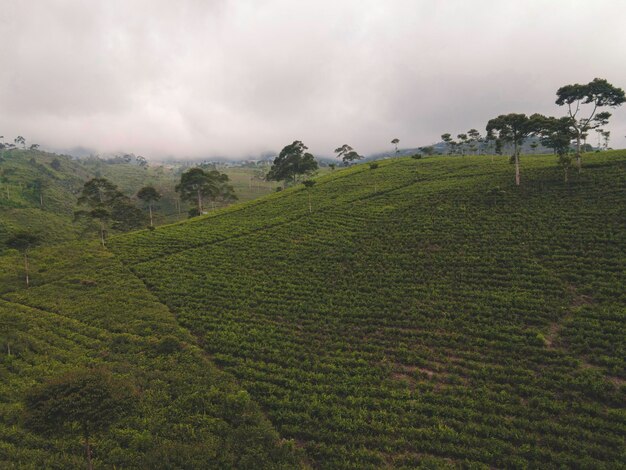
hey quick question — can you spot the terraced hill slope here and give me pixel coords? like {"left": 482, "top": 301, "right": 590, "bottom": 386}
{"left": 112, "top": 152, "right": 626, "bottom": 468}
{"left": 0, "top": 242, "right": 299, "bottom": 468}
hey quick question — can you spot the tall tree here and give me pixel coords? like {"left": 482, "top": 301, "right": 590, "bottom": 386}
{"left": 28, "top": 178, "right": 47, "bottom": 208}
{"left": 602, "top": 130, "right": 611, "bottom": 150}
{"left": 441, "top": 133, "right": 453, "bottom": 155}
{"left": 176, "top": 168, "right": 236, "bottom": 215}
{"left": 457, "top": 133, "right": 468, "bottom": 155}
{"left": 535, "top": 116, "right": 577, "bottom": 182}
{"left": 75, "top": 178, "right": 143, "bottom": 245}
{"left": 136, "top": 186, "right": 161, "bottom": 227}
{"left": 23, "top": 367, "right": 137, "bottom": 470}
{"left": 176, "top": 168, "right": 211, "bottom": 214}
{"left": 391, "top": 138, "right": 400, "bottom": 156}
{"left": 486, "top": 113, "right": 542, "bottom": 186}
{"left": 467, "top": 129, "right": 481, "bottom": 154}
{"left": 266, "top": 141, "right": 318, "bottom": 184}
{"left": 302, "top": 179, "right": 316, "bottom": 214}
{"left": 5, "top": 233, "right": 40, "bottom": 287}
{"left": 334, "top": 144, "right": 363, "bottom": 165}
{"left": 14, "top": 135, "right": 25, "bottom": 149}
{"left": 555, "top": 78, "right": 625, "bottom": 170}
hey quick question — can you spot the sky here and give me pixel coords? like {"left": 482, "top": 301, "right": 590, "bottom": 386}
{"left": 1, "top": 0, "right": 626, "bottom": 160}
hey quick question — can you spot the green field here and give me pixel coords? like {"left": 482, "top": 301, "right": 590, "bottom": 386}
{"left": 2, "top": 151, "right": 625, "bottom": 468}
{"left": 0, "top": 241, "right": 299, "bottom": 468}
{"left": 110, "top": 152, "right": 626, "bottom": 468}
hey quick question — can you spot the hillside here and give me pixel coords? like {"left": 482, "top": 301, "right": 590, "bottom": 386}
{"left": 0, "top": 241, "right": 300, "bottom": 468}
{"left": 110, "top": 151, "right": 626, "bottom": 468}
{"left": 0, "top": 150, "right": 92, "bottom": 249}
{"left": 0, "top": 149, "right": 289, "bottom": 247}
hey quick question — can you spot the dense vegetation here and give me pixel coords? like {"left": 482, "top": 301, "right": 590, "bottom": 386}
{"left": 111, "top": 151, "right": 626, "bottom": 468}
{"left": 0, "top": 149, "right": 280, "bottom": 250}
{"left": 0, "top": 242, "right": 299, "bottom": 468}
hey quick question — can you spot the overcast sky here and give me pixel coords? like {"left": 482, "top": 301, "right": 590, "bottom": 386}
{"left": 1, "top": 0, "right": 626, "bottom": 159}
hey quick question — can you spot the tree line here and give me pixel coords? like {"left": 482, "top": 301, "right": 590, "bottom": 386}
{"left": 440, "top": 78, "right": 625, "bottom": 184}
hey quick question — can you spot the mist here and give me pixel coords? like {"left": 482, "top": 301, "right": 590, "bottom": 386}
{"left": 1, "top": 0, "right": 625, "bottom": 159}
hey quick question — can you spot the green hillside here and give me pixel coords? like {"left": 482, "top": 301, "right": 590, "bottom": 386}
{"left": 0, "top": 150, "right": 91, "bottom": 249}
{"left": 0, "top": 242, "right": 299, "bottom": 468}
{"left": 110, "top": 152, "right": 626, "bottom": 468}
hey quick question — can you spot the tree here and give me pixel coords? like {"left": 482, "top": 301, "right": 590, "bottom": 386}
{"left": 441, "top": 133, "right": 453, "bottom": 155}
{"left": 302, "top": 179, "right": 316, "bottom": 214}
{"left": 23, "top": 367, "right": 137, "bottom": 470}
{"left": 75, "top": 178, "right": 144, "bottom": 245}
{"left": 334, "top": 144, "right": 363, "bottom": 165}
{"left": 467, "top": 129, "right": 481, "bottom": 154}
{"left": 5, "top": 233, "right": 40, "bottom": 287}
{"left": 457, "top": 133, "right": 468, "bottom": 155}
{"left": 266, "top": 141, "right": 318, "bottom": 184}
{"left": 418, "top": 146, "right": 435, "bottom": 156}
{"left": 391, "top": 138, "right": 400, "bottom": 156}
{"left": 602, "top": 130, "right": 611, "bottom": 150}
{"left": 28, "top": 178, "right": 47, "bottom": 208}
{"left": 14, "top": 135, "right": 25, "bottom": 149}
{"left": 530, "top": 141, "right": 539, "bottom": 154}
{"left": 175, "top": 168, "right": 236, "bottom": 215}
{"left": 137, "top": 186, "right": 161, "bottom": 227}
{"left": 555, "top": 78, "right": 625, "bottom": 170}
{"left": 486, "top": 113, "right": 542, "bottom": 186}
{"left": 136, "top": 155, "right": 148, "bottom": 168}
{"left": 535, "top": 116, "right": 577, "bottom": 182}
{"left": 29, "top": 143, "right": 40, "bottom": 150}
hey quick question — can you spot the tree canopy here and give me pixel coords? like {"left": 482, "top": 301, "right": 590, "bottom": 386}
{"left": 555, "top": 78, "right": 625, "bottom": 169}
{"left": 486, "top": 113, "right": 544, "bottom": 186}
{"left": 334, "top": 144, "right": 363, "bottom": 165}
{"left": 24, "top": 367, "right": 137, "bottom": 470}
{"left": 75, "top": 178, "right": 145, "bottom": 245}
{"left": 175, "top": 167, "right": 236, "bottom": 215}
{"left": 137, "top": 186, "right": 161, "bottom": 227}
{"left": 266, "top": 141, "right": 318, "bottom": 183}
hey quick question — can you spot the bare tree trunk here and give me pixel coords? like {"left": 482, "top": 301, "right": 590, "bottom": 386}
{"left": 100, "top": 223, "right": 106, "bottom": 247}
{"left": 197, "top": 190, "right": 202, "bottom": 213}
{"left": 24, "top": 253, "right": 30, "bottom": 288}
{"left": 576, "top": 135, "right": 582, "bottom": 173}
{"left": 84, "top": 434, "right": 93, "bottom": 470}
{"left": 39, "top": 192, "right": 43, "bottom": 208}
{"left": 308, "top": 191, "right": 312, "bottom": 214}
{"left": 149, "top": 203, "right": 153, "bottom": 227}
{"left": 514, "top": 152, "right": 520, "bottom": 186}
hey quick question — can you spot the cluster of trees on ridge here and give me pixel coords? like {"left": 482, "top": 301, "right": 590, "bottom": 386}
{"left": 440, "top": 78, "right": 625, "bottom": 184}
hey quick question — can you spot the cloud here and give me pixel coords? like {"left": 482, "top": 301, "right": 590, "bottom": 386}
{"left": 1, "top": 0, "right": 625, "bottom": 158}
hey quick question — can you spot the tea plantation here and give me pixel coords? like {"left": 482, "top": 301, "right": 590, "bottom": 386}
{"left": 0, "top": 242, "right": 299, "bottom": 468}
{"left": 110, "top": 152, "right": 626, "bottom": 468}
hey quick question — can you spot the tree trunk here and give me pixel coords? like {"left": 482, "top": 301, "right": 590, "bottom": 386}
{"left": 100, "top": 223, "right": 106, "bottom": 247}
{"left": 197, "top": 189, "right": 202, "bottom": 213}
{"left": 576, "top": 135, "right": 582, "bottom": 173}
{"left": 514, "top": 152, "right": 520, "bottom": 186}
{"left": 149, "top": 203, "right": 153, "bottom": 227}
{"left": 564, "top": 166, "right": 569, "bottom": 183}
{"left": 84, "top": 434, "right": 93, "bottom": 470}
{"left": 308, "top": 191, "right": 312, "bottom": 214}
{"left": 24, "top": 253, "right": 29, "bottom": 288}
{"left": 39, "top": 192, "right": 43, "bottom": 208}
